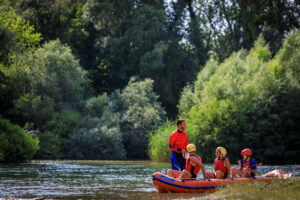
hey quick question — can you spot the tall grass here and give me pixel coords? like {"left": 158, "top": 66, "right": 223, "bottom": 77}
{"left": 148, "top": 120, "right": 176, "bottom": 161}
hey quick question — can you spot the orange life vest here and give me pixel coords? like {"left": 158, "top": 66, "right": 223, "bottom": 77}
{"left": 215, "top": 158, "right": 227, "bottom": 173}
{"left": 186, "top": 155, "right": 202, "bottom": 175}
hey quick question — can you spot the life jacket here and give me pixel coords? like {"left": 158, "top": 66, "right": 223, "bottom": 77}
{"left": 186, "top": 154, "right": 202, "bottom": 175}
{"left": 215, "top": 158, "right": 227, "bottom": 173}
{"left": 242, "top": 158, "right": 257, "bottom": 170}
{"left": 168, "top": 129, "right": 188, "bottom": 153}
{"left": 241, "top": 158, "right": 257, "bottom": 178}
{"left": 242, "top": 159, "right": 250, "bottom": 168}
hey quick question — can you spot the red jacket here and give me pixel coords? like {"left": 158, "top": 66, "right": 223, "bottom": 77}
{"left": 169, "top": 129, "right": 188, "bottom": 153}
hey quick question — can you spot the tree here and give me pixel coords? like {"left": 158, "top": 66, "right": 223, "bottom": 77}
{"left": 194, "top": 0, "right": 300, "bottom": 61}
{"left": 82, "top": 0, "right": 206, "bottom": 116}
{"left": 0, "top": 9, "right": 42, "bottom": 118}
{"left": 119, "top": 77, "right": 166, "bottom": 158}
{"left": 9, "top": 39, "right": 88, "bottom": 113}
{"left": 15, "top": 0, "right": 97, "bottom": 70}
{"left": 0, "top": 9, "right": 41, "bottom": 64}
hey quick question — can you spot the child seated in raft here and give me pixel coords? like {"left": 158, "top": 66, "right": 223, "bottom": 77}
{"left": 167, "top": 144, "right": 207, "bottom": 180}
{"left": 205, "top": 147, "right": 231, "bottom": 179}
{"left": 231, "top": 148, "right": 257, "bottom": 178}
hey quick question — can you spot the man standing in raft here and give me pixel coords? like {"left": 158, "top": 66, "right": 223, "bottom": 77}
{"left": 231, "top": 148, "right": 257, "bottom": 178}
{"left": 167, "top": 144, "right": 207, "bottom": 179}
{"left": 168, "top": 119, "right": 188, "bottom": 171}
{"left": 206, "top": 147, "right": 231, "bottom": 179}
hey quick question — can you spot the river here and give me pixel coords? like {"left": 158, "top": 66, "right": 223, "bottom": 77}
{"left": 0, "top": 160, "right": 299, "bottom": 199}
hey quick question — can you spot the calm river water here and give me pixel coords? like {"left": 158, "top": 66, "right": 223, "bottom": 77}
{"left": 0, "top": 160, "right": 299, "bottom": 200}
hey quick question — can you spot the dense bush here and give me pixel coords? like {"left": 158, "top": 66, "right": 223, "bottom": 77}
{"left": 35, "top": 109, "right": 82, "bottom": 159}
{"left": 149, "top": 33, "right": 300, "bottom": 164}
{"left": 0, "top": 117, "right": 39, "bottom": 162}
{"left": 67, "top": 116, "right": 125, "bottom": 160}
{"left": 36, "top": 131, "right": 62, "bottom": 159}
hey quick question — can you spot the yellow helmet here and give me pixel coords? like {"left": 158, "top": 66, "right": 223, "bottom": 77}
{"left": 217, "top": 146, "right": 227, "bottom": 157}
{"left": 187, "top": 144, "right": 196, "bottom": 153}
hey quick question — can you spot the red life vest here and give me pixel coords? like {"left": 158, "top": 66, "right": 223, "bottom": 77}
{"left": 242, "top": 160, "right": 250, "bottom": 168}
{"left": 215, "top": 158, "right": 227, "bottom": 173}
{"left": 169, "top": 130, "right": 188, "bottom": 153}
{"left": 186, "top": 155, "right": 202, "bottom": 175}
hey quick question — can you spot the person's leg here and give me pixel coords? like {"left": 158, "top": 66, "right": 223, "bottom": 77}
{"left": 231, "top": 168, "right": 242, "bottom": 178}
{"left": 167, "top": 169, "right": 181, "bottom": 178}
{"left": 176, "top": 153, "right": 186, "bottom": 171}
{"left": 171, "top": 152, "right": 181, "bottom": 171}
{"left": 215, "top": 170, "right": 225, "bottom": 179}
{"left": 205, "top": 172, "right": 216, "bottom": 179}
{"left": 242, "top": 168, "right": 251, "bottom": 177}
{"left": 177, "top": 170, "right": 192, "bottom": 179}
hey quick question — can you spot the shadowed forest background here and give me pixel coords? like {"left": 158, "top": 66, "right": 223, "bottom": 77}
{"left": 0, "top": 0, "right": 299, "bottom": 164}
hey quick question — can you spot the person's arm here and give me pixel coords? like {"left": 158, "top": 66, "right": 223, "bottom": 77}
{"left": 238, "top": 160, "right": 242, "bottom": 169}
{"left": 190, "top": 157, "right": 206, "bottom": 180}
{"left": 185, "top": 133, "right": 188, "bottom": 150}
{"left": 225, "top": 158, "right": 231, "bottom": 179}
{"left": 213, "top": 158, "right": 217, "bottom": 172}
{"left": 249, "top": 159, "right": 257, "bottom": 174}
{"left": 180, "top": 133, "right": 188, "bottom": 154}
{"left": 169, "top": 133, "right": 177, "bottom": 152}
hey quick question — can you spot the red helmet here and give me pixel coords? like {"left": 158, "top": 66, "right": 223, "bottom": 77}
{"left": 241, "top": 148, "right": 252, "bottom": 156}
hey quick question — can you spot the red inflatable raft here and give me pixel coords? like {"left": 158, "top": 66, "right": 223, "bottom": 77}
{"left": 153, "top": 170, "right": 292, "bottom": 193}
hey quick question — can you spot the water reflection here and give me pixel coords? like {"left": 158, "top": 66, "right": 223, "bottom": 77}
{"left": 0, "top": 160, "right": 298, "bottom": 199}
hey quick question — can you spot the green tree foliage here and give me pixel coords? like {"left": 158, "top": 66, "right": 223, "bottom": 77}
{"left": 0, "top": 16, "right": 88, "bottom": 160}
{"left": 120, "top": 77, "right": 165, "bottom": 158}
{"left": 6, "top": 39, "right": 88, "bottom": 115}
{"left": 67, "top": 92, "right": 125, "bottom": 159}
{"left": 1, "top": 1, "right": 300, "bottom": 163}
{"left": 0, "top": 9, "right": 41, "bottom": 63}
{"left": 15, "top": 0, "right": 96, "bottom": 70}
{"left": 36, "top": 132, "right": 62, "bottom": 159}
{"left": 34, "top": 109, "right": 82, "bottom": 159}
{"left": 274, "top": 29, "right": 300, "bottom": 161}
{"left": 68, "top": 78, "right": 165, "bottom": 159}
{"left": 0, "top": 117, "right": 38, "bottom": 162}
{"left": 84, "top": 93, "right": 108, "bottom": 117}
{"left": 195, "top": 0, "right": 300, "bottom": 60}
{"left": 149, "top": 34, "right": 300, "bottom": 164}
{"left": 0, "top": 8, "right": 42, "bottom": 124}
{"left": 83, "top": 0, "right": 205, "bottom": 115}
{"left": 67, "top": 115, "right": 125, "bottom": 160}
